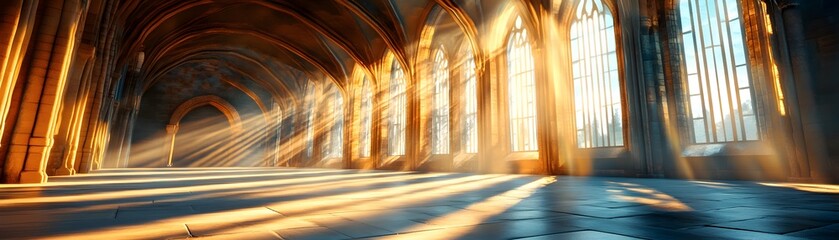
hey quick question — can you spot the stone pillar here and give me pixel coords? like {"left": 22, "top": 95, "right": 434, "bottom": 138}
{"left": 776, "top": 0, "right": 829, "bottom": 180}
{"left": 164, "top": 124, "right": 178, "bottom": 167}
{"left": 637, "top": 0, "right": 667, "bottom": 177}
{"left": 119, "top": 97, "right": 140, "bottom": 167}
{"left": 0, "top": 0, "right": 38, "bottom": 152}
{"left": 56, "top": 45, "right": 95, "bottom": 176}
{"left": 13, "top": 1, "right": 86, "bottom": 183}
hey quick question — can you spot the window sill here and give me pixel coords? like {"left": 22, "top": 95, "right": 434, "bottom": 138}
{"left": 320, "top": 158, "right": 344, "bottom": 168}
{"left": 682, "top": 141, "right": 771, "bottom": 157}
{"left": 575, "top": 146, "right": 628, "bottom": 159}
{"left": 504, "top": 151, "right": 540, "bottom": 161}
{"left": 380, "top": 155, "right": 405, "bottom": 166}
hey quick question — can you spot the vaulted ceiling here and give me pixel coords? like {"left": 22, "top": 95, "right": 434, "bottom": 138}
{"left": 113, "top": 0, "right": 523, "bottom": 103}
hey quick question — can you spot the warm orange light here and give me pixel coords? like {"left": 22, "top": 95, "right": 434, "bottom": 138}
{"left": 759, "top": 182, "right": 839, "bottom": 194}
{"left": 608, "top": 182, "right": 693, "bottom": 212}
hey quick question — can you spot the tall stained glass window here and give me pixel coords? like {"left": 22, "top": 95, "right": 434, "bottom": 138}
{"left": 432, "top": 48, "right": 451, "bottom": 154}
{"left": 388, "top": 60, "right": 407, "bottom": 155}
{"left": 359, "top": 76, "right": 373, "bottom": 157}
{"left": 571, "top": 0, "right": 624, "bottom": 148}
{"left": 462, "top": 50, "right": 478, "bottom": 153}
{"left": 507, "top": 16, "right": 539, "bottom": 152}
{"left": 679, "top": 0, "right": 759, "bottom": 143}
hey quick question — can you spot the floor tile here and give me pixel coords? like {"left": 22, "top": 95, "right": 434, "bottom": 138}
{"left": 516, "top": 230, "right": 641, "bottom": 240}
{"left": 0, "top": 168, "right": 836, "bottom": 240}
{"left": 711, "top": 217, "right": 831, "bottom": 234}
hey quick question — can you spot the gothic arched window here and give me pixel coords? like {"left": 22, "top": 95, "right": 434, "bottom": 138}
{"left": 507, "top": 16, "right": 539, "bottom": 152}
{"left": 679, "top": 0, "right": 759, "bottom": 143}
{"left": 571, "top": 0, "right": 624, "bottom": 148}
{"left": 359, "top": 76, "right": 373, "bottom": 157}
{"left": 322, "top": 88, "right": 343, "bottom": 159}
{"left": 462, "top": 50, "right": 478, "bottom": 154}
{"left": 432, "top": 48, "right": 451, "bottom": 154}
{"left": 304, "top": 82, "right": 316, "bottom": 158}
{"left": 389, "top": 60, "right": 407, "bottom": 156}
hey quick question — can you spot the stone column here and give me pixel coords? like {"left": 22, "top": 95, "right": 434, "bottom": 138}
{"left": 56, "top": 46, "right": 95, "bottom": 176}
{"left": 119, "top": 96, "right": 140, "bottom": 167}
{"left": 14, "top": 1, "right": 86, "bottom": 183}
{"left": 0, "top": 0, "right": 38, "bottom": 152}
{"left": 776, "top": 0, "right": 829, "bottom": 180}
{"left": 164, "top": 124, "right": 178, "bottom": 167}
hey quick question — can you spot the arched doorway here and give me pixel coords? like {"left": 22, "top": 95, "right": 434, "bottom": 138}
{"left": 164, "top": 95, "right": 246, "bottom": 167}
{"left": 171, "top": 106, "right": 237, "bottom": 167}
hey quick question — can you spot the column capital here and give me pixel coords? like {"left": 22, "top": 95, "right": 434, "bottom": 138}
{"left": 166, "top": 124, "right": 179, "bottom": 133}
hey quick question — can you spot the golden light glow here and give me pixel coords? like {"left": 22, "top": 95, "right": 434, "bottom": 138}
{"left": 608, "top": 181, "right": 693, "bottom": 212}
{"left": 759, "top": 182, "right": 839, "bottom": 194}
{"left": 0, "top": 169, "right": 551, "bottom": 239}
{"left": 761, "top": 1, "right": 786, "bottom": 116}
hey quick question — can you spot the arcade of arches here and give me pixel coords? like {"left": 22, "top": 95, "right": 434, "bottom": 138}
{"left": 1, "top": 0, "right": 839, "bottom": 239}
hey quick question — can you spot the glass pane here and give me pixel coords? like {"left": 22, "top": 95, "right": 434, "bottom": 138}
{"left": 729, "top": 23, "right": 746, "bottom": 65}
{"left": 744, "top": 115, "right": 759, "bottom": 140}
{"left": 690, "top": 95, "right": 704, "bottom": 118}
{"left": 736, "top": 65, "right": 750, "bottom": 88}
{"left": 693, "top": 119, "right": 708, "bottom": 143}
{"left": 680, "top": 0, "right": 693, "bottom": 33}
{"left": 725, "top": 0, "right": 740, "bottom": 21}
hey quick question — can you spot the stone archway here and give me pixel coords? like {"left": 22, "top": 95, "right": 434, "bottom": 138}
{"left": 163, "top": 95, "right": 243, "bottom": 167}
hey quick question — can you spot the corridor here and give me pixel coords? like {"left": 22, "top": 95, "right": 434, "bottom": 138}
{"left": 1, "top": 168, "right": 837, "bottom": 239}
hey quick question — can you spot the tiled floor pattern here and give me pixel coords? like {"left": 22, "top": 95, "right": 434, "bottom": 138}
{"left": 1, "top": 168, "right": 838, "bottom": 239}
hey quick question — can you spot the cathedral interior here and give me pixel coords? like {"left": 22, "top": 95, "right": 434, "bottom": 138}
{"left": 1, "top": 0, "right": 839, "bottom": 239}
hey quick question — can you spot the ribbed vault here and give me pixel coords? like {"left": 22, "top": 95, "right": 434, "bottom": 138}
{"left": 111, "top": 0, "right": 511, "bottom": 102}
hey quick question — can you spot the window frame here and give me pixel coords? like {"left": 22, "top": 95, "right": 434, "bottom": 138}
{"left": 669, "top": 0, "right": 780, "bottom": 157}
{"left": 431, "top": 47, "right": 452, "bottom": 155}
{"left": 504, "top": 15, "right": 541, "bottom": 154}
{"left": 677, "top": 0, "right": 761, "bottom": 145}
{"left": 569, "top": 0, "right": 628, "bottom": 150}
{"left": 461, "top": 47, "right": 479, "bottom": 155}
{"left": 387, "top": 59, "right": 408, "bottom": 157}
{"left": 303, "top": 82, "right": 317, "bottom": 161}
{"left": 358, "top": 76, "right": 373, "bottom": 158}
{"left": 321, "top": 86, "right": 344, "bottom": 161}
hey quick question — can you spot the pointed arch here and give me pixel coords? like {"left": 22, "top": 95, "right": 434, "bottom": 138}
{"left": 431, "top": 46, "right": 451, "bottom": 154}
{"left": 460, "top": 43, "right": 479, "bottom": 154}
{"left": 506, "top": 15, "right": 539, "bottom": 152}
{"left": 387, "top": 58, "right": 407, "bottom": 156}
{"left": 303, "top": 81, "right": 318, "bottom": 159}
{"left": 570, "top": 0, "right": 625, "bottom": 148}
{"left": 169, "top": 95, "right": 243, "bottom": 132}
{"left": 350, "top": 64, "right": 375, "bottom": 159}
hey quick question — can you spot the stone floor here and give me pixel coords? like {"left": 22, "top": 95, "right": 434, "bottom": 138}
{"left": 1, "top": 168, "right": 838, "bottom": 239}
